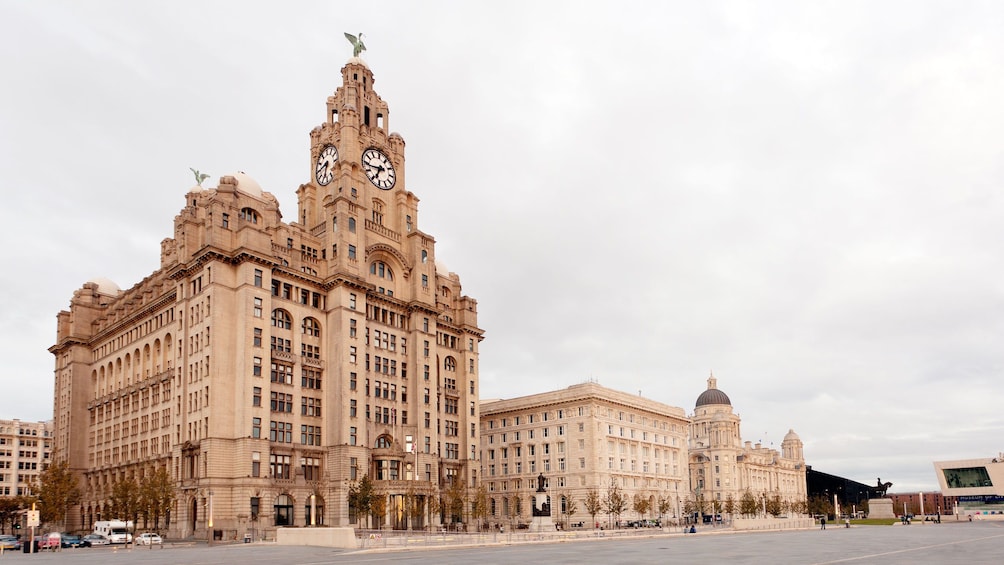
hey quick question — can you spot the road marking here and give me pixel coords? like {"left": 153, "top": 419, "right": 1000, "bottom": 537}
{"left": 813, "top": 533, "right": 1004, "bottom": 564}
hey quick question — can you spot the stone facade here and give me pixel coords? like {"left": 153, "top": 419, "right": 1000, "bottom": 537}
{"left": 688, "top": 375, "right": 806, "bottom": 516}
{"left": 50, "top": 57, "right": 482, "bottom": 538}
{"left": 479, "top": 383, "right": 690, "bottom": 527}
{"left": 0, "top": 419, "right": 52, "bottom": 497}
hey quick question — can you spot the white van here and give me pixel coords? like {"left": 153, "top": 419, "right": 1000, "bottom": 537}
{"left": 92, "top": 520, "right": 133, "bottom": 544}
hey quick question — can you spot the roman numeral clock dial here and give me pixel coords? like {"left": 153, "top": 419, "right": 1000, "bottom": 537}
{"left": 362, "top": 148, "right": 396, "bottom": 190}
{"left": 315, "top": 145, "right": 338, "bottom": 186}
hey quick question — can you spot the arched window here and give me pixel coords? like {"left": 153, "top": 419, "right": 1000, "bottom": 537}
{"left": 444, "top": 356, "right": 457, "bottom": 371}
{"left": 369, "top": 261, "right": 393, "bottom": 280}
{"left": 348, "top": 217, "right": 356, "bottom": 232}
{"left": 239, "top": 207, "right": 259, "bottom": 224}
{"left": 421, "top": 250, "right": 428, "bottom": 264}
{"left": 302, "top": 317, "right": 321, "bottom": 337}
{"left": 274, "top": 494, "right": 293, "bottom": 526}
{"left": 271, "top": 309, "right": 292, "bottom": 330}
{"left": 375, "top": 435, "right": 392, "bottom": 449}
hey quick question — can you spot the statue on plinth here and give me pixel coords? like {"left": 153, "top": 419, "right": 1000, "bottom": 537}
{"left": 532, "top": 473, "right": 551, "bottom": 517}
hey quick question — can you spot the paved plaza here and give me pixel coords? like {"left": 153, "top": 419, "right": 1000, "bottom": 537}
{"left": 2, "top": 522, "right": 1002, "bottom": 564}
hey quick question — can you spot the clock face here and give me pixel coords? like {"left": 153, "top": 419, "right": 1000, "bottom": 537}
{"left": 362, "top": 148, "right": 396, "bottom": 190}
{"left": 315, "top": 145, "right": 338, "bottom": 186}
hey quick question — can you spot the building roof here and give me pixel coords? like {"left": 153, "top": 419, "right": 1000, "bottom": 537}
{"left": 696, "top": 374, "right": 731, "bottom": 407}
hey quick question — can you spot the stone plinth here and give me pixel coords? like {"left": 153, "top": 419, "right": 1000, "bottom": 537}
{"left": 275, "top": 527, "right": 356, "bottom": 548}
{"left": 530, "top": 515, "right": 556, "bottom": 532}
{"left": 868, "top": 498, "right": 895, "bottom": 519}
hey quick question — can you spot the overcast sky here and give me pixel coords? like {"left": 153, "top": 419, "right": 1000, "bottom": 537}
{"left": 3, "top": 1, "right": 1002, "bottom": 492}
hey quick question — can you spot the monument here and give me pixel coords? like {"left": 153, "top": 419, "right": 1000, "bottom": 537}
{"left": 529, "top": 473, "right": 556, "bottom": 532}
{"left": 867, "top": 478, "right": 896, "bottom": 519}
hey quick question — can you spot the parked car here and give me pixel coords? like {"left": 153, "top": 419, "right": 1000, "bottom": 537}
{"left": 135, "top": 532, "right": 162, "bottom": 545}
{"left": 0, "top": 535, "right": 20, "bottom": 550}
{"left": 60, "top": 534, "right": 84, "bottom": 548}
{"left": 81, "top": 534, "right": 110, "bottom": 547}
{"left": 37, "top": 532, "right": 61, "bottom": 550}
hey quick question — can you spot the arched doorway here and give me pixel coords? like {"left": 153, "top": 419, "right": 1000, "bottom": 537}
{"left": 190, "top": 498, "right": 198, "bottom": 533}
{"left": 274, "top": 494, "right": 294, "bottom": 526}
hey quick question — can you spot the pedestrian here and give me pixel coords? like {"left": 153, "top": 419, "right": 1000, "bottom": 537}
{"left": 820, "top": 516, "right": 826, "bottom": 530}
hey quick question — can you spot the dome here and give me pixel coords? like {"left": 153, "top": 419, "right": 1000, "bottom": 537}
{"left": 233, "top": 172, "right": 263, "bottom": 198}
{"left": 784, "top": 429, "right": 800, "bottom": 441}
{"left": 696, "top": 374, "right": 731, "bottom": 407}
{"left": 435, "top": 257, "right": 449, "bottom": 274}
{"left": 86, "top": 277, "right": 121, "bottom": 296}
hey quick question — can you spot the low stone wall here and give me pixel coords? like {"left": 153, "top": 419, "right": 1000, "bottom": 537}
{"left": 731, "top": 516, "right": 815, "bottom": 531}
{"left": 275, "top": 527, "right": 356, "bottom": 548}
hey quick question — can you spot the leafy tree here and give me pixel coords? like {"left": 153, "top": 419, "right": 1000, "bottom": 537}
{"left": 0, "top": 497, "right": 23, "bottom": 534}
{"left": 348, "top": 475, "right": 376, "bottom": 528}
{"left": 139, "top": 466, "right": 175, "bottom": 531}
{"left": 724, "top": 494, "right": 737, "bottom": 517}
{"left": 427, "top": 493, "right": 442, "bottom": 528}
{"left": 683, "top": 496, "right": 697, "bottom": 518}
{"left": 404, "top": 483, "right": 425, "bottom": 530}
{"left": 584, "top": 488, "right": 602, "bottom": 528}
{"left": 506, "top": 494, "right": 521, "bottom": 529}
{"left": 110, "top": 475, "right": 142, "bottom": 532}
{"left": 632, "top": 493, "right": 651, "bottom": 521}
{"left": 444, "top": 476, "right": 467, "bottom": 526}
{"left": 603, "top": 481, "right": 627, "bottom": 526}
{"left": 766, "top": 494, "right": 783, "bottom": 517}
{"left": 36, "top": 459, "right": 81, "bottom": 527}
{"left": 470, "top": 483, "right": 489, "bottom": 531}
{"left": 807, "top": 494, "right": 833, "bottom": 519}
{"left": 371, "top": 493, "right": 387, "bottom": 530}
{"left": 657, "top": 495, "right": 673, "bottom": 522}
{"left": 740, "top": 490, "right": 759, "bottom": 517}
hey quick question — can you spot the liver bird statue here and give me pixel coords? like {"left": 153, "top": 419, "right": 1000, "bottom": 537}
{"left": 190, "top": 168, "right": 210, "bottom": 187}
{"left": 344, "top": 32, "right": 366, "bottom": 57}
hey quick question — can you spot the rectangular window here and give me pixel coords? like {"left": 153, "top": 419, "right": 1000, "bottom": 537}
{"left": 349, "top": 427, "right": 357, "bottom": 446}
{"left": 251, "top": 417, "right": 261, "bottom": 438}
{"left": 301, "top": 397, "right": 322, "bottom": 417}
{"left": 254, "top": 269, "right": 262, "bottom": 287}
{"left": 269, "top": 453, "right": 291, "bottom": 479}
{"left": 252, "top": 387, "right": 261, "bottom": 407}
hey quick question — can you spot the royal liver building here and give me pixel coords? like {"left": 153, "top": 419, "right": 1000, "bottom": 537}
{"left": 51, "top": 50, "right": 483, "bottom": 538}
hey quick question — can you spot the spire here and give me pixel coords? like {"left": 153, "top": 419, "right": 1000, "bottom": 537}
{"left": 708, "top": 370, "right": 717, "bottom": 390}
